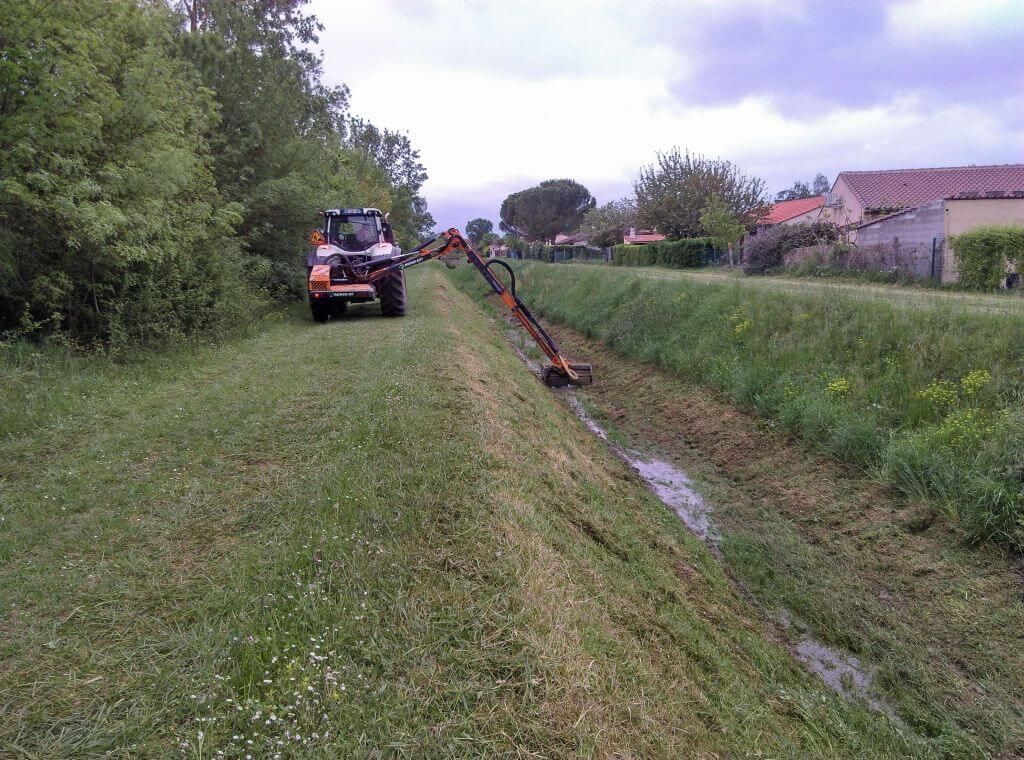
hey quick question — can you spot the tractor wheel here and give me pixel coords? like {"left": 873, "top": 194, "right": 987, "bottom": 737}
{"left": 331, "top": 300, "right": 348, "bottom": 318}
{"left": 379, "top": 270, "right": 407, "bottom": 317}
{"left": 310, "top": 301, "right": 331, "bottom": 323}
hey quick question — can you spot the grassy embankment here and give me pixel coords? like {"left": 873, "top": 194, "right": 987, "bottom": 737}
{"left": 453, "top": 262, "right": 1024, "bottom": 551}
{"left": 2, "top": 266, "right": 932, "bottom": 756}
{"left": 450, "top": 261, "right": 1024, "bottom": 756}
{"left": 625, "top": 265, "right": 1024, "bottom": 316}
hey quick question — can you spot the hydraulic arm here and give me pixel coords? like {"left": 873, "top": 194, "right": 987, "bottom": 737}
{"left": 333, "top": 228, "right": 593, "bottom": 387}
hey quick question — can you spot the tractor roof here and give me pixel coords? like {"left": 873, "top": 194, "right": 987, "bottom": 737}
{"left": 322, "top": 207, "right": 382, "bottom": 217}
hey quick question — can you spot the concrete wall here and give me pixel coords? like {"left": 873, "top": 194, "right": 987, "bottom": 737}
{"left": 853, "top": 198, "right": 1024, "bottom": 282}
{"left": 855, "top": 200, "right": 946, "bottom": 279}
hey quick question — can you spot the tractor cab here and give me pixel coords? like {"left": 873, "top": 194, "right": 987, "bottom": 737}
{"left": 326, "top": 208, "right": 389, "bottom": 250}
{"left": 307, "top": 207, "right": 401, "bottom": 269}
{"left": 323, "top": 208, "right": 395, "bottom": 250}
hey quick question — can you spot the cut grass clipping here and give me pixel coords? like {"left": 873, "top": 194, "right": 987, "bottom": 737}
{"left": 448, "top": 261, "right": 1024, "bottom": 552}
{"left": 2, "top": 265, "right": 932, "bottom": 755}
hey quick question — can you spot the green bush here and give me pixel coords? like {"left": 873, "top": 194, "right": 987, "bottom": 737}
{"left": 951, "top": 225, "right": 1024, "bottom": 289}
{"left": 449, "top": 261, "right": 1024, "bottom": 552}
{"left": 0, "top": 0, "right": 264, "bottom": 348}
{"left": 611, "top": 238, "right": 717, "bottom": 268}
{"left": 742, "top": 221, "right": 839, "bottom": 275}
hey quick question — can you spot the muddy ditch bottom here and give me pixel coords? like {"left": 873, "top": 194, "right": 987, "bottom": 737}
{"left": 499, "top": 319, "right": 901, "bottom": 722}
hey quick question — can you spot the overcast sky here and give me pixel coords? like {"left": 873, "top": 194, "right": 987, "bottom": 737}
{"left": 311, "top": 0, "right": 1024, "bottom": 231}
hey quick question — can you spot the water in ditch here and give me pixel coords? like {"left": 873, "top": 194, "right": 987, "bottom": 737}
{"left": 503, "top": 322, "right": 897, "bottom": 720}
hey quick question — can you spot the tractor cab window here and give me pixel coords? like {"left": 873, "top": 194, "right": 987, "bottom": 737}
{"left": 329, "top": 215, "right": 380, "bottom": 252}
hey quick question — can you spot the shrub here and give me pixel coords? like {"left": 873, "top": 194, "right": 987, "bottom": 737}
{"left": 742, "top": 221, "right": 839, "bottom": 275}
{"left": 611, "top": 238, "right": 717, "bottom": 268}
{"left": 951, "top": 225, "right": 1024, "bottom": 289}
{"left": 247, "top": 257, "right": 308, "bottom": 303}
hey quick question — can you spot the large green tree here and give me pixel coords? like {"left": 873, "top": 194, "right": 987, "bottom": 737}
{"left": 634, "top": 149, "right": 769, "bottom": 239}
{"left": 0, "top": 0, "right": 435, "bottom": 345}
{"left": 465, "top": 218, "right": 494, "bottom": 246}
{"left": 0, "top": 0, "right": 252, "bottom": 345}
{"left": 499, "top": 179, "right": 595, "bottom": 242}
{"left": 174, "top": 0, "right": 350, "bottom": 262}
{"left": 176, "top": 1, "right": 433, "bottom": 258}
{"left": 578, "top": 199, "right": 637, "bottom": 247}
{"left": 345, "top": 118, "right": 435, "bottom": 242}
{"left": 700, "top": 194, "right": 746, "bottom": 266}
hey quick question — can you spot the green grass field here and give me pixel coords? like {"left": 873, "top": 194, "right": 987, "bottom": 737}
{"left": 626, "top": 265, "right": 1024, "bottom": 315}
{"left": 0, "top": 266, "right": 949, "bottom": 756}
{"left": 453, "top": 261, "right": 1024, "bottom": 552}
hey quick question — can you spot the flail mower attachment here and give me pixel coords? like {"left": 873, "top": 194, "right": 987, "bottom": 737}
{"left": 542, "top": 362, "right": 594, "bottom": 388}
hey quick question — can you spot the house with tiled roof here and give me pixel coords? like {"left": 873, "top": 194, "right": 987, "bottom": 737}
{"left": 818, "top": 164, "right": 1024, "bottom": 283}
{"left": 819, "top": 163, "right": 1024, "bottom": 230}
{"left": 757, "top": 196, "right": 825, "bottom": 232}
{"left": 553, "top": 231, "right": 589, "bottom": 245}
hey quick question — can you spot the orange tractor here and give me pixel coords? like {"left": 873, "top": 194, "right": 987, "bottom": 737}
{"left": 306, "top": 208, "right": 592, "bottom": 387}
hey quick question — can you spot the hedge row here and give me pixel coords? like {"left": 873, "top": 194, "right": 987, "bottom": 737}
{"left": 611, "top": 239, "right": 718, "bottom": 269}
{"left": 951, "top": 225, "right": 1024, "bottom": 289}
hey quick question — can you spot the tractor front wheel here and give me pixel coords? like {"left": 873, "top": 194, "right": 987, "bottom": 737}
{"left": 310, "top": 301, "right": 331, "bottom": 323}
{"left": 379, "top": 270, "right": 407, "bottom": 317}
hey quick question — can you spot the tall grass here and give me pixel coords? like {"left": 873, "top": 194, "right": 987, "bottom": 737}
{"left": 450, "top": 262, "right": 1024, "bottom": 551}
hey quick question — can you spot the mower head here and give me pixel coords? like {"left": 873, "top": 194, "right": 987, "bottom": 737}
{"left": 542, "top": 363, "right": 594, "bottom": 388}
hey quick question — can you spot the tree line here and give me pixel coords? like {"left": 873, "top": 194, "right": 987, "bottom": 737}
{"left": 0, "top": 0, "right": 432, "bottom": 348}
{"left": 466, "top": 151, "right": 828, "bottom": 255}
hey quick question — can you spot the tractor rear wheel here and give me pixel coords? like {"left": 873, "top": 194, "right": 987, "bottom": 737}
{"left": 331, "top": 301, "right": 348, "bottom": 318}
{"left": 379, "top": 270, "right": 407, "bottom": 317}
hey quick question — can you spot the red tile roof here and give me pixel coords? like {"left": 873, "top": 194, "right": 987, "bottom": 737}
{"left": 839, "top": 164, "right": 1024, "bottom": 212}
{"left": 763, "top": 196, "right": 825, "bottom": 224}
{"left": 554, "top": 231, "right": 588, "bottom": 245}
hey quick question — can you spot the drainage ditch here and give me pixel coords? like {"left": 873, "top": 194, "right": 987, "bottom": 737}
{"left": 501, "top": 319, "right": 900, "bottom": 723}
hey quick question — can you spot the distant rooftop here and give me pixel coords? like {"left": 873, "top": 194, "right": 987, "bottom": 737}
{"left": 623, "top": 227, "right": 666, "bottom": 245}
{"left": 763, "top": 196, "right": 825, "bottom": 224}
{"left": 554, "top": 231, "right": 588, "bottom": 245}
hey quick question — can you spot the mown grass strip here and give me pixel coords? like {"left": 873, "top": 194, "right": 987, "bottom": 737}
{"left": 449, "top": 261, "right": 1024, "bottom": 552}
{"left": 2, "top": 267, "right": 936, "bottom": 756}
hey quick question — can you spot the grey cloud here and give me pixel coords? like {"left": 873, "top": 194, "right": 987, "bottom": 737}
{"left": 663, "top": 2, "right": 1024, "bottom": 116}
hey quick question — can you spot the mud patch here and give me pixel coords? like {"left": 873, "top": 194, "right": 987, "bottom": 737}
{"left": 774, "top": 609, "right": 898, "bottom": 720}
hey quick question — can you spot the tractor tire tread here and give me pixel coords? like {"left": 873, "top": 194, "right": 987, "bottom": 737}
{"left": 379, "top": 269, "right": 407, "bottom": 317}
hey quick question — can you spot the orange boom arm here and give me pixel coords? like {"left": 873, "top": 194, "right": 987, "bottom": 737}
{"left": 345, "top": 228, "right": 592, "bottom": 387}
